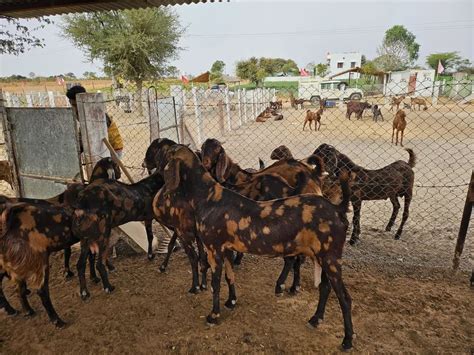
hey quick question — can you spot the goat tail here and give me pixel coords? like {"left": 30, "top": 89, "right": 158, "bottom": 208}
{"left": 405, "top": 148, "right": 416, "bottom": 168}
{"left": 337, "top": 169, "right": 351, "bottom": 216}
{"left": 305, "top": 155, "right": 326, "bottom": 179}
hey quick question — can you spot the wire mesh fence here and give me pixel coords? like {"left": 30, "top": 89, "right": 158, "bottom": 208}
{"left": 2, "top": 78, "right": 473, "bottom": 237}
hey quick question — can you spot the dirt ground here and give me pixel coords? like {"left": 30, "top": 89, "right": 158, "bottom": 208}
{"left": 1, "top": 222, "right": 473, "bottom": 353}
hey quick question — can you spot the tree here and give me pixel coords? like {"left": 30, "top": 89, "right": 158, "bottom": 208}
{"left": 65, "top": 72, "right": 76, "bottom": 79}
{"left": 361, "top": 61, "right": 379, "bottom": 75}
{"left": 314, "top": 63, "right": 329, "bottom": 77}
{"left": 426, "top": 52, "right": 471, "bottom": 74}
{"left": 375, "top": 25, "right": 420, "bottom": 71}
{"left": 236, "top": 57, "right": 260, "bottom": 85}
{"left": 62, "top": 8, "right": 183, "bottom": 113}
{"left": 83, "top": 71, "right": 97, "bottom": 79}
{"left": 1, "top": 16, "right": 51, "bottom": 55}
{"left": 28, "top": 72, "right": 36, "bottom": 78}
{"left": 210, "top": 60, "right": 225, "bottom": 82}
{"left": 165, "top": 66, "right": 180, "bottom": 78}
{"left": 236, "top": 57, "right": 298, "bottom": 85}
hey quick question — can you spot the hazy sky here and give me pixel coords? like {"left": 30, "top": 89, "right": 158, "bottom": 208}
{"left": 1, "top": 0, "right": 473, "bottom": 78}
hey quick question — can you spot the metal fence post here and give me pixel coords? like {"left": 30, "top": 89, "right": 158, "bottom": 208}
{"left": 192, "top": 87, "right": 202, "bottom": 146}
{"left": 237, "top": 89, "right": 242, "bottom": 128}
{"left": 243, "top": 88, "right": 248, "bottom": 124}
{"left": 48, "top": 91, "right": 55, "bottom": 108}
{"left": 225, "top": 88, "right": 232, "bottom": 131}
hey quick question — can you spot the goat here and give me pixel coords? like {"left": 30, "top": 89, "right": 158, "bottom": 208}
{"left": 313, "top": 143, "right": 416, "bottom": 244}
{"left": 303, "top": 108, "right": 323, "bottom": 131}
{"left": 390, "top": 95, "right": 405, "bottom": 111}
{"left": 372, "top": 104, "right": 384, "bottom": 122}
{"left": 392, "top": 110, "right": 407, "bottom": 146}
{"left": 270, "top": 100, "right": 282, "bottom": 110}
{"left": 345, "top": 101, "right": 371, "bottom": 120}
{"left": 0, "top": 161, "right": 13, "bottom": 188}
{"left": 0, "top": 157, "right": 120, "bottom": 281}
{"left": 410, "top": 97, "right": 428, "bottom": 111}
{"left": 200, "top": 139, "right": 324, "bottom": 196}
{"left": 270, "top": 145, "right": 294, "bottom": 160}
{"left": 152, "top": 145, "right": 354, "bottom": 350}
{"left": 71, "top": 171, "right": 163, "bottom": 299}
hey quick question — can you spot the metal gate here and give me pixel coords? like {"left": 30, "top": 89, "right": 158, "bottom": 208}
{"left": 2, "top": 107, "right": 82, "bottom": 198}
{"left": 147, "top": 87, "right": 180, "bottom": 143}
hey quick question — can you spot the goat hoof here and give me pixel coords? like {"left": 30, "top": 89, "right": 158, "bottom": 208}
{"left": 224, "top": 299, "right": 237, "bottom": 310}
{"left": 349, "top": 238, "right": 359, "bottom": 246}
{"left": 200, "top": 284, "right": 208, "bottom": 291}
{"left": 289, "top": 286, "right": 301, "bottom": 295}
{"left": 159, "top": 265, "right": 167, "bottom": 273}
{"left": 341, "top": 338, "right": 353, "bottom": 351}
{"left": 2, "top": 305, "right": 18, "bottom": 316}
{"left": 104, "top": 286, "right": 115, "bottom": 294}
{"left": 394, "top": 233, "right": 401, "bottom": 240}
{"left": 64, "top": 271, "right": 75, "bottom": 280}
{"left": 147, "top": 253, "right": 155, "bottom": 261}
{"left": 24, "top": 309, "right": 36, "bottom": 318}
{"left": 53, "top": 318, "right": 67, "bottom": 328}
{"left": 188, "top": 286, "right": 200, "bottom": 294}
{"left": 80, "top": 290, "right": 90, "bottom": 300}
{"left": 90, "top": 276, "right": 101, "bottom": 284}
{"left": 307, "top": 316, "right": 323, "bottom": 328}
{"left": 206, "top": 314, "right": 219, "bottom": 326}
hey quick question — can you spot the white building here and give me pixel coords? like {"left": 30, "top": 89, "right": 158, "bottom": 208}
{"left": 327, "top": 52, "right": 362, "bottom": 79}
{"left": 385, "top": 69, "right": 436, "bottom": 97}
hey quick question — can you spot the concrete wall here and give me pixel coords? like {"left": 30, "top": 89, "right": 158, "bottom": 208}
{"left": 327, "top": 52, "right": 362, "bottom": 79}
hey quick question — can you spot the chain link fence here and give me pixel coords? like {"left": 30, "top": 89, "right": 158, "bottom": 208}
{"left": 2, "top": 78, "right": 473, "bottom": 236}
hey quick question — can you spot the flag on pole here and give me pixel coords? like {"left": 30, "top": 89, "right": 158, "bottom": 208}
{"left": 56, "top": 76, "right": 65, "bottom": 86}
{"left": 299, "top": 68, "right": 309, "bottom": 77}
{"left": 181, "top": 75, "right": 189, "bottom": 84}
{"left": 437, "top": 60, "right": 444, "bottom": 74}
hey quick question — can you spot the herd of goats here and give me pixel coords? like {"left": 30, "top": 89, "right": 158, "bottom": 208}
{"left": 0, "top": 136, "right": 419, "bottom": 350}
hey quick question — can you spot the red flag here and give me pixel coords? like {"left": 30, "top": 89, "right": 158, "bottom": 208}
{"left": 300, "top": 68, "right": 309, "bottom": 77}
{"left": 181, "top": 75, "right": 189, "bottom": 84}
{"left": 437, "top": 60, "right": 444, "bottom": 74}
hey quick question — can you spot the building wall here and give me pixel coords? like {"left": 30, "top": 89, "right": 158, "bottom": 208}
{"left": 327, "top": 52, "right": 362, "bottom": 79}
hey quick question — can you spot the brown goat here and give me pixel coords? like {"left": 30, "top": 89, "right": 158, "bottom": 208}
{"left": 313, "top": 144, "right": 416, "bottom": 244}
{"left": 270, "top": 145, "right": 294, "bottom": 160}
{"left": 345, "top": 101, "right": 371, "bottom": 120}
{"left": 152, "top": 145, "right": 354, "bottom": 350}
{"left": 392, "top": 110, "right": 407, "bottom": 146}
{"left": 390, "top": 95, "right": 405, "bottom": 111}
{"left": 303, "top": 108, "right": 323, "bottom": 131}
{"left": 410, "top": 97, "right": 428, "bottom": 111}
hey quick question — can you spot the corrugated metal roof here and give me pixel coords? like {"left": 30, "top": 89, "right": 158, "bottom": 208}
{"left": 0, "top": 0, "right": 226, "bottom": 18}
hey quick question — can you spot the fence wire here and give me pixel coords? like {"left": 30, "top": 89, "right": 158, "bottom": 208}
{"left": 2, "top": 78, "right": 473, "bottom": 236}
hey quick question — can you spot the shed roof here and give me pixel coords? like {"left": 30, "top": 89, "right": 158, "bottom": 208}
{"left": 0, "top": 0, "right": 226, "bottom": 18}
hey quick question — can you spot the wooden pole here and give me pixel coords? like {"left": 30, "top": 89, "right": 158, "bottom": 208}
{"left": 453, "top": 171, "right": 473, "bottom": 270}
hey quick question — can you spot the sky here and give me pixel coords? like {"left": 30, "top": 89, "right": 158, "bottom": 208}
{"left": 0, "top": 0, "right": 473, "bottom": 78}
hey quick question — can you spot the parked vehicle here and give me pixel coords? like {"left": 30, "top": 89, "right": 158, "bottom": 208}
{"left": 299, "top": 79, "right": 363, "bottom": 103}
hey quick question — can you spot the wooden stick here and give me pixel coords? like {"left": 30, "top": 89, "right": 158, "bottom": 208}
{"left": 453, "top": 170, "right": 473, "bottom": 270}
{"left": 102, "top": 137, "right": 174, "bottom": 240}
{"left": 102, "top": 138, "right": 134, "bottom": 183}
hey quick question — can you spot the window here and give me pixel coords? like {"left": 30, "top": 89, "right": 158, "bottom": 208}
{"left": 337, "top": 62, "right": 344, "bottom": 69}
{"left": 350, "top": 61, "right": 356, "bottom": 68}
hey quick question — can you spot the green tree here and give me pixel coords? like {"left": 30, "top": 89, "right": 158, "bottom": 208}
{"left": 83, "top": 71, "right": 97, "bottom": 79}
{"left": 361, "top": 60, "right": 379, "bottom": 75}
{"left": 426, "top": 52, "right": 471, "bottom": 73}
{"left": 236, "top": 57, "right": 260, "bottom": 85}
{"left": 376, "top": 25, "right": 420, "bottom": 71}
{"left": 62, "top": 9, "right": 183, "bottom": 112}
{"left": 1, "top": 16, "right": 51, "bottom": 55}
{"left": 210, "top": 60, "right": 225, "bottom": 82}
{"left": 236, "top": 57, "right": 299, "bottom": 85}
{"left": 315, "top": 63, "right": 329, "bottom": 77}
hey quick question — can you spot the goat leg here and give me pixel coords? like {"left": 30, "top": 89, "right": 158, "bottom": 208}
{"left": 37, "top": 259, "right": 66, "bottom": 328}
{"left": 275, "top": 257, "right": 294, "bottom": 296}
{"left": 233, "top": 252, "right": 244, "bottom": 267}
{"left": 394, "top": 195, "right": 411, "bottom": 240}
{"left": 206, "top": 251, "right": 223, "bottom": 325}
{"left": 96, "top": 242, "right": 114, "bottom": 294}
{"left": 0, "top": 272, "right": 17, "bottom": 315}
{"left": 326, "top": 262, "right": 353, "bottom": 350}
{"left": 400, "top": 129, "right": 404, "bottom": 147}
{"left": 349, "top": 200, "right": 362, "bottom": 245}
{"left": 289, "top": 255, "right": 304, "bottom": 294}
{"left": 196, "top": 236, "right": 210, "bottom": 291}
{"left": 145, "top": 219, "right": 155, "bottom": 261}
{"left": 88, "top": 253, "right": 101, "bottom": 284}
{"left": 77, "top": 242, "right": 91, "bottom": 300}
{"left": 223, "top": 250, "right": 237, "bottom": 310}
{"left": 18, "top": 280, "right": 35, "bottom": 317}
{"left": 308, "top": 269, "right": 331, "bottom": 328}
{"left": 385, "top": 196, "right": 400, "bottom": 232}
{"left": 159, "top": 231, "right": 178, "bottom": 273}
{"left": 180, "top": 235, "right": 201, "bottom": 294}
{"left": 63, "top": 247, "right": 74, "bottom": 279}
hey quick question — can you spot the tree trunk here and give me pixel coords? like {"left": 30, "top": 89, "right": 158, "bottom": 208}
{"left": 136, "top": 79, "right": 144, "bottom": 116}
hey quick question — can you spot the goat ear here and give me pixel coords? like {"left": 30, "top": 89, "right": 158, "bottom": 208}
{"left": 164, "top": 159, "right": 181, "bottom": 191}
{"left": 215, "top": 151, "right": 229, "bottom": 183}
{"left": 107, "top": 168, "right": 115, "bottom": 180}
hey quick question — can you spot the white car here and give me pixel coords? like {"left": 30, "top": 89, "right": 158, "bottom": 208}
{"left": 299, "top": 80, "right": 363, "bottom": 104}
